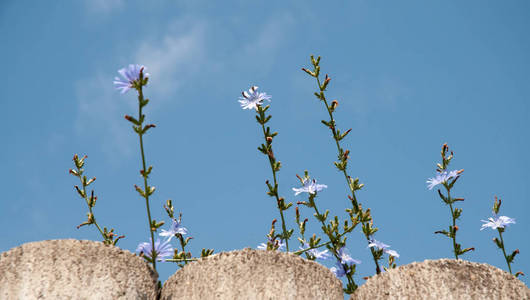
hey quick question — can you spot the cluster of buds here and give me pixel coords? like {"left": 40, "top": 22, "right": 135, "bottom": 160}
{"left": 429, "top": 143, "right": 474, "bottom": 259}
{"left": 70, "top": 154, "right": 123, "bottom": 246}
{"left": 302, "top": 55, "right": 386, "bottom": 280}
{"left": 252, "top": 100, "right": 293, "bottom": 250}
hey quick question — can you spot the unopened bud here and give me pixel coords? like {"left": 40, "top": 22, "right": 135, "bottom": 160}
{"left": 124, "top": 115, "right": 133, "bottom": 121}
{"left": 73, "top": 154, "right": 78, "bottom": 161}
{"left": 515, "top": 249, "right": 520, "bottom": 254}
{"left": 454, "top": 225, "right": 459, "bottom": 231}
{"left": 331, "top": 100, "right": 338, "bottom": 110}
{"left": 266, "top": 136, "right": 273, "bottom": 143}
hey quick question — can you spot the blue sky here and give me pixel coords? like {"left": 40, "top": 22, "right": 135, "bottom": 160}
{"left": 1, "top": 0, "right": 529, "bottom": 291}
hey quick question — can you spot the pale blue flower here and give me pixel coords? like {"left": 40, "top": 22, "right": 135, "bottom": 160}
{"left": 385, "top": 249, "right": 400, "bottom": 258}
{"left": 426, "top": 169, "right": 460, "bottom": 190}
{"left": 330, "top": 261, "right": 347, "bottom": 277}
{"left": 159, "top": 218, "right": 188, "bottom": 241}
{"left": 300, "top": 242, "right": 330, "bottom": 260}
{"left": 329, "top": 248, "right": 360, "bottom": 278}
{"left": 367, "top": 239, "right": 390, "bottom": 250}
{"left": 480, "top": 215, "right": 516, "bottom": 231}
{"left": 257, "top": 238, "right": 285, "bottom": 251}
{"left": 136, "top": 238, "right": 173, "bottom": 261}
{"left": 292, "top": 178, "right": 328, "bottom": 196}
{"left": 114, "top": 64, "right": 149, "bottom": 94}
{"left": 368, "top": 238, "right": 399, "bottom": 258}
{"left": 238, "top": 86, "right": 271, "bottom": 110}
{"left": 337, "top": 247, "right": 361, "bottom": 265}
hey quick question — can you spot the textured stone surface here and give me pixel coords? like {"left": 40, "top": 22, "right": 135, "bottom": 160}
{"left": 161, "top": 248, "right": 343, "bottom": 300}
{"left": 350, "top": 259, "right": 530, "bottom": 300}
{"left": 0, "top": 239, "right": 158, "bottom": 300}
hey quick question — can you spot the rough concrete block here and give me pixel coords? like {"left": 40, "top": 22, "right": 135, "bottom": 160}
{"left": 0, "top": 239, "right": 158, "bottom": 300}
{"left": 350, "top": 259, "right": 530, "bottom": 300}
{"left": 161, "top": 248, "right": 343, "bottom": 300}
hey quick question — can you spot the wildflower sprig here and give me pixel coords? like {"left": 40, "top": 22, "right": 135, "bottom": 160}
{"left": 239, "top": 86, "right": 293, "bottom": 251}
{"left": 481, "top": 197, "right": 523, "bottom": 277}
{"left": 294, "top": 171, "right": 360, "bottom": 293}
{"left": 302, "top": 55, "right": 385, "bottom": 275}
{"left": 428, "top": 143, "right": 473, "bottom": 259}
{"left": 115, "top": 64, "right": 163, "bottom": 272}
{"left": 162, "top": 200, "right": 213, "bottom": 267}
{"left": 70, "top": 154, "right": 124, "bottom": 245}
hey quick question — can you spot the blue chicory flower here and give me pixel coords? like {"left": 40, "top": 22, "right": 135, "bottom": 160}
{"left": 384, "top": 249, "right": 400, "bottom": 258}
{"left": 136, "top": 238, "right": 173, "bottom": 261}
{"left": 480, "top": 215, "right": 516, "bottom": 231}
{"left": 426, "top": 169, "right": 460, "bottom": 190}
{"left": 368, "top": 238, "right": 399, "bottom": 258}
{"left": 257, "top": 237, "right": 285, "bottom": 251}
{"left": 300, "top": 242, "right": 330, "bottom": 260}
{"left": 113, "top": 64, "right": 149, "bottom": 94}
{"left": 330, "top": 260, "right": 347, "bottom": 277}
{"left": 337, "top": 246, "right": 361, "bottom": 265}
{"left": 367, "top": 239, "right": 390, "bottom": 250}
{"left": 159, "top": 218, "right": 188, "bottom": 241}
{"left": 292, "top": 178, "right": 328, "bottom": 196}
{"left": 238, "top": 86, "right": 271, "bottom": 110}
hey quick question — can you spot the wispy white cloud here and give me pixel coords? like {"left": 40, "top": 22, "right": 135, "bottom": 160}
{"left": 240, "top": 12, "right": 295, "bottom": 74}
{"left": 134, "top": 18, "right": 208, "bottom": 102}
{"left": 74, "top": 73, "right": 135, "bottom": 161}
{"left": 83, "top": 0, "right": 124, "bottom": 15}
{"left": 74, "top": 18, "right": 208, "bottom": 160}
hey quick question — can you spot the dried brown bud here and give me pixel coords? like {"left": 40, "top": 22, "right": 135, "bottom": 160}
{"left": 331, "top": 100, "right": 338, "bottom": 109}
{"left": 266, "top": 136, "right": 273, "bottom": 143}
{"left": 454, "top": 225, "right": 459, "bottom": 231}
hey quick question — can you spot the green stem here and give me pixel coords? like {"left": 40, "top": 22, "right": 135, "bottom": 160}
{"left": 498, "top": 230, "right": 512, "bottom": 274}
{"left": 315, "top": 76, "right": 381, "bottom": 274}
{"left": 138, "top": 86, "right": 157, "bottom": 271}
{"left": 78, "top": 177, "right": 105, "bottom": 239}
{"left": 446, "top": 187, "right": 458, "bottom": 260}
{"left": 165, "top": 258, "right": 198, "bottom": 263}
{"left": 293, "top": 240, "right": 333, "bottom": 255}
{"left": 260, "top": 121, "right": 289, "bottom": 252}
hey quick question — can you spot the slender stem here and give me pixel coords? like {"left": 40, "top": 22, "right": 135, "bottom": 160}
{"left": 78, "top": 178, "right": 105, "bottom": 238}
{"left": 293, "top": 240, "right": 333, "bottom": 255}
{"left": 178, "top": 235, "right": 188, "bottom": 265}
{"left": 498, "top": 230, "right": 512, "bottom": 274}
{"left": 260, "top": 121, "right": 289, "bottom": 251}
{"left": 165, "top": 258, "right": 198, "bottom": 263}
{"left": 315, "top": 76, "right": 381, "bottom": 274}
{"left": 446, "top": 187, "right": 458, "bottom": 260}
{"left": 138, "top": 87, "right": 157, "bottom": 271}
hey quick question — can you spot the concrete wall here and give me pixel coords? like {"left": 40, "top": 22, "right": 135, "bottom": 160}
{"left": 1, "top": 240, "right": 528, "bottom": 299}
{"left": 0, "top": 240, "right": 158, "bottom": 300}
{"left": 350, "top": 259, "right": 530, "bottom": 300}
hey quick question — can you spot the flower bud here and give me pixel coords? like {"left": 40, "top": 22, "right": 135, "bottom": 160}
{"left": 266, "top": 136, "right": 273, "bottom": 143}
{"left": 331, "top": 100, "right": 339, "bottom": 109}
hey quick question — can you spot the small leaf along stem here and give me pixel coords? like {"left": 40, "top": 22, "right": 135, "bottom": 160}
{"left": 304, "top": 56, "right": 382, "bottom": 275}
{"left": 257, "top": 105, "right": 290, "bottom": 251}
{"left": 135, "top": 73, "right": 157, "bottom": 272}
{"left": 498, "top": 229, "right": 512, "bottom": 274}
